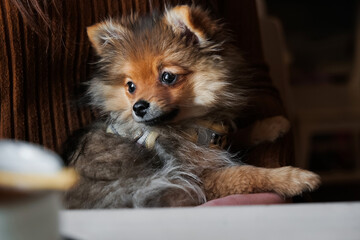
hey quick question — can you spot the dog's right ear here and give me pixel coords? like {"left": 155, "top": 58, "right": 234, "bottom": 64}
{"left": 164, "top": 5, "right": 219, "bottom": 46}
{"left": 87, "top": 20, "right": 126, "bottom": 55}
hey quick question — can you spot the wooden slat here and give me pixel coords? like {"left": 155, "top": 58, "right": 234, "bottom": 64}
{"left": 47, "top": 2, "right": 67, "bottom": 151}
{"left": 0, "top": 0, "right": 12, "bottom": 139}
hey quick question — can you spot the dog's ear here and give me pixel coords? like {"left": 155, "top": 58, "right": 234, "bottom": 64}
{"left": 164, "top": 5, "right": 218, "bottom": 46}
{"left": 87, "top": 20, "right": 126, "bottom": 55}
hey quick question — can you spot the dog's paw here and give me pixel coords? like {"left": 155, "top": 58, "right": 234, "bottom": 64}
{"left": 250, "top": 116, "right": 291, "bottom": 145}
{"left": 271, "top": 166, "right": 321, "bottom": 197}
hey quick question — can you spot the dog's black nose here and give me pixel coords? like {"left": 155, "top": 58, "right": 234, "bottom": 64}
{"left": 133, "top": 100, "right": 150, "bottom": 118}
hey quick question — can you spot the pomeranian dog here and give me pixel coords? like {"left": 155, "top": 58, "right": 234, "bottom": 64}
{"left": 64, "top": 5, "right": 320, "bottom": 208}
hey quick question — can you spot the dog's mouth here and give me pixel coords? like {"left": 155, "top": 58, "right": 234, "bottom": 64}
{"left": 141, "top": 108, "right": 179, "bottom": 126}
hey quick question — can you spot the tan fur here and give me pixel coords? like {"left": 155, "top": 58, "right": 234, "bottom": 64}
{"left": 121, "top": 58, "right": 195, "bottom": 115}
{"left": 102, "top": 84, "right": 130, "bottom": 111}
{"left": 203, "top": 165, "right": 320, "bottom": 200}
{"left": 250, "top": 116, "right": 291, "bottom": 145}
{"left": 165, "top": 5, "right": 215, "bottom": 44}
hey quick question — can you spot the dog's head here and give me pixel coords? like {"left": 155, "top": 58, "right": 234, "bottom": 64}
{"left": 87, "top": 5, "right": 246, "bottom": 125}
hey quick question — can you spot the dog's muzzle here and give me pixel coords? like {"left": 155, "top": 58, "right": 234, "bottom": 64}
{"left": 133, "top": 100, "right": 150, "bottom": 118}
{"left": 132, "top": 100, "right": 179, "bottom": 125}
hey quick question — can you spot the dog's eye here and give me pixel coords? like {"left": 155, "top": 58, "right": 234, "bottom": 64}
{"left": 127, "top": 81, "right": 136, "bottom": 94}
{"left": 161, "top": 72, "right": 177, "bottom": 85}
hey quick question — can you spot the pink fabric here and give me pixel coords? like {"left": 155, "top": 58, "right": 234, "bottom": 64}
{"left": 200, "top": 193, "right": 288, "bottom": 206}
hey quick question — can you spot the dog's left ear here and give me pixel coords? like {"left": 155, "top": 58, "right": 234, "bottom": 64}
{"left": 87, "top": 20, "right": 127, "bottom": 55}
{"left": 164, "top": 5, "right": 218, "bottom": 46}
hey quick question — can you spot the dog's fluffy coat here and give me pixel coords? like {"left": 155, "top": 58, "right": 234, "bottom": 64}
{"left": 64, "top": 5, "right": 320, "bottom": 208}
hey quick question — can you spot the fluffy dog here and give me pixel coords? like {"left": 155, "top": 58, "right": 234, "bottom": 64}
{"left": 64, "top": 5, "right": 320, "bottom": 208}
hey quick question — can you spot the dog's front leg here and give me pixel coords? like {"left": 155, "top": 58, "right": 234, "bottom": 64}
{"left": 202, "top": 165, "right": 320, "bottom": 200}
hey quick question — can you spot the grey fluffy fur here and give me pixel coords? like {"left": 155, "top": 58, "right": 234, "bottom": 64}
{"left": 64, "top": 124, "right": 238, "bottom": 208}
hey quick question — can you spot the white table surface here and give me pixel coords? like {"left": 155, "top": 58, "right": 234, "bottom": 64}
{"left": 61, "top": 202, "right": 360, "bottom": 240}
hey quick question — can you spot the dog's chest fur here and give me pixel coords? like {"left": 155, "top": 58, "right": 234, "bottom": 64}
{"left": 64, "top": 121, "right": 234, "bottom": 208}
